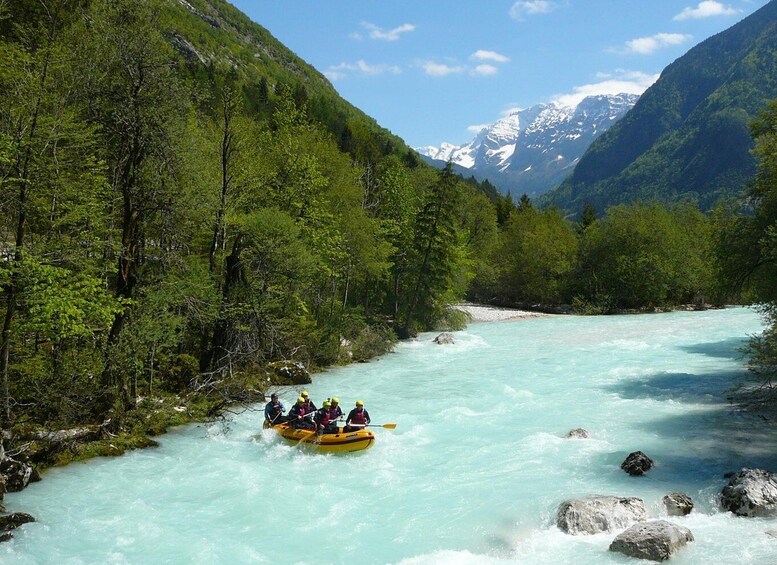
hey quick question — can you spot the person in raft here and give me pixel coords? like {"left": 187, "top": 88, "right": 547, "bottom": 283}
{"left": 264, "top": 393, "right": 286, "bottom": 425}
{"left": 344, "top": 400, "right": 371, "bottom": 432}
{"left": 315, "top": 400, "right": 339, "bottom": 435}
{"left": 288, "top": 397, "right": 316, "bottom": 430}
{"left": 329, "top": 396, "right": 344, "bottom": 422}
{"left": 300, "top": 390, "right": 317, "bottom": 411}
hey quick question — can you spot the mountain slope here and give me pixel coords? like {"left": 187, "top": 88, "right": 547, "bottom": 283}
{"left": 162, "top": 0, "right": 410, "bottom": 160}
{"left": 543, "top": 0, "right": 777, "bottom": 212}
{"left": 417, "top": 94, "right": 638, "bottom": 197}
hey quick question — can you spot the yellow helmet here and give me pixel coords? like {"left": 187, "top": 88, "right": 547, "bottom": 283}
{"left": 323, "top": 401, "right": 331, "bottom": 408}
{"left": 297, "top": 396, "right": 305, "bottom": 403}
{"left": 356, "top": 400, "right": 364, "bottom": 406}
{"left": 301, "top": 390, "right": 309, "bottom": 398}
{"left": 331, "top": 396, "right": 339, "bottom": 404}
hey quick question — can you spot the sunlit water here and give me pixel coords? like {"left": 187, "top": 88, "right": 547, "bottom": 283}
{"left": 4, "top": 308, "right": 777, "bottom": 564}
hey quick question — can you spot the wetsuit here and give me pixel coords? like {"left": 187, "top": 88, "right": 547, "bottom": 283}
{"left": 264, "top": 399, "right": 286, "bottom": 425}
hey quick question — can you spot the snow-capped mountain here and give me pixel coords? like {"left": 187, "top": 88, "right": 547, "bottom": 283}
{"left": 416, "top": 93, "right": 639, "bottom": 197}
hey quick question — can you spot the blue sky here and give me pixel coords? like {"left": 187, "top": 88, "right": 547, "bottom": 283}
{"left": 229, "top": 1, "right": 770, "bottom": 148}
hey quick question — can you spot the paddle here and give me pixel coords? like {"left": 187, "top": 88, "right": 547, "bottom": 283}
{"left": 346, "top": 423, "right": 397, "bottom": 429}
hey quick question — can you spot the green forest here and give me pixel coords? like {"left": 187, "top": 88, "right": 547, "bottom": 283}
{"left": 1, "top": 0, "right": 775, "bottom": 462}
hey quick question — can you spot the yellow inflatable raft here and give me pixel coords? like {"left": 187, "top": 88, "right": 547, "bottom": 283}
{"left": 268, "top": 422, "right": 375, "bottom": 453}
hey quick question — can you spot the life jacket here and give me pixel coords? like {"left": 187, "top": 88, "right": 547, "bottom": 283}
{"left": 290, "top": 403, "right": 307, "bottom": 418}
{"left": 350, "top": 408, "right": 367, "bottom": 425}
{"left": 315, "top": 408, "right": 330, "bottom": 426}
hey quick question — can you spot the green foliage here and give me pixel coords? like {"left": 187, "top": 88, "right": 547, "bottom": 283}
{"left": 720, "top": 99, "right": 777, "bottom": 385}
{"left": 474, "top": 206, "right": 577, "bottom": 306}
{"left": 18, "top": 257, "right": 125, "bottom": 343}
{"left": 574, "top": 202, "right": 715, "bottom": 309}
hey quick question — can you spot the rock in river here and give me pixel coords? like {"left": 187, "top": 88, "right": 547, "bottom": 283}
{"left": 556, "top": 495, "right": 646, "bottom": 535}
{"left": 721, "top": 468, "right": 777, "bottom": 517}
{"left": 609, "top": 520, "right": 693, "bottom": 561}
{"left": 663, "top": 492, "right": 694, "bottom": 516}
{"left": 0, "top": 457, "right": 33, "bottom": 493}
{"left": 620, "top": 450, "right": 654, "bottom": 476}
{"left": 433, "top": 333, "right": 455, "bottom": 345}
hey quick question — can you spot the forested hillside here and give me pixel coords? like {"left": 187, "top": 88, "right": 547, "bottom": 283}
{"left": 544, "top": 0, "right": 777, "bottom": 213}
{"left": 0, "top": 0, "right": 498, "bottom": 437}
{"left": 1, "top": 0, "right": 775, "bottom": 460}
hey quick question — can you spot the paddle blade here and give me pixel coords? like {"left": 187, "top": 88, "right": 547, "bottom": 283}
{"left": 381, "top": 423, "right": 397, "bottom": 429}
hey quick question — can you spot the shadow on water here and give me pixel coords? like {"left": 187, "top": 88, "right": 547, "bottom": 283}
{"left": 679, "top": 336, "right": 750, "bottom": 361}
{"left": 603, "top": 369, "right": 777, "bottom": 489}
{"left": 602, "top": 369, "right": 747, "bottom": 404}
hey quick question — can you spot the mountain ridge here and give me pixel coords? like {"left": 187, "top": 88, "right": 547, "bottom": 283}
{"left": 542, "top": 0, "right": 777, "bottom": 212}
{"left": 417, "top": 93, "right": 639, "bottom": 197}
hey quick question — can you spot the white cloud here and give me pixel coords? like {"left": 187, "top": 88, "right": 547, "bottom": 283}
{"left": 324, "top": 71, "right": 347, "bottom": 81}
{"left": 509, "top": 1, "right": 557, "bottom": 20}
{"left": 326, "top": 60, "right": 401, "bottom": 80}
{"left": 467, "top": 124, "right": 490, "bottom": 134}
{"left": 419, "top": 61, "right": 466, "bottom": 76}
{"left": 552, "top": 70, "right": 659, "bottom": 107}
{"left": 361, "top": 21, "right": 416, "bottom": 41}
{"left": 624, "top": 33, "right": 693, "bottom": 55}
{"left": 674, "top": 1, "right": 740, "bottom": 20}
{"left": 471, "top": 50, "right": 510, "bottom": 63}
{"left": 472, "top": 64, "right": 499, "bottom": 76}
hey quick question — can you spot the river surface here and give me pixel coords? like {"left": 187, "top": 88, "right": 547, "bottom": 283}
{"left": 3, "top": 308, "right": 777, "bottom": 564}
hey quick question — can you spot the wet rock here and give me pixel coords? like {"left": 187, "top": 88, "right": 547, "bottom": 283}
{"left": 433, "top": 333, "right": 455, "bottom": 345}
{"left": 0, "top": 457, "right": 32, "bottom": 492}
{"left": 621, "top": 451, "right": 654, "bottom": 476}
{"left": 0, "top": 512, "right": 35, "bottom": 530}
{"left": 663, "top": 492, "right": 694, "bottom": 516}
{"left": 609, "top": 520, "right": 693, "bottom": 561}
{"left": 269, "top": 361, "right": 311, "bottom": 385}
{"left": 721, "top": 468, "right": 777, "bottom": 517}
{"left": 556, "top": 495, "right": 646, "bottom": 535}
{"left": 564, "top": 428, "right": 590, "bottom": 439}
{"left": 0, "top": 531, "right": 12, "bottom": 542}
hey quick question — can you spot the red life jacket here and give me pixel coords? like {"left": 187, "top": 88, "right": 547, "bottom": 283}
{"left": 350, "top": 408, "right": 367, "bottom": 425}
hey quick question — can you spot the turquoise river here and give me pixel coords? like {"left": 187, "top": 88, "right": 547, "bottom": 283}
{"left": 3, "top": 307, "right": 777, "bottom": 564}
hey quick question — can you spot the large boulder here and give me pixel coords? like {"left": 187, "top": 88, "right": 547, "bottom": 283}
{"left": 0, "top": 512, "right": 35, "bottom": 531}
{"left": 663, "top": 492, "right": 694, "bottom": 516}
{"left": 269, "top": 361, "right": 311, "bottom": 385}
{"left": 0, "top": 512, "right": 35, "bottom": 544}
{"left": 721, "top": 468, "right": 777, "bottom": 517}
{"left": 564, "top": 428, "right": 590, "bottom": 439}
{"left": 621, "top": 451, "right": 654, "bottom": 476}
{"left": 433, "top": 333, "right": 455, "bottom": 345}
{"left": 556, "top": 495, "right": 646, "bottom": 535}
{"left": 0, "top": 457, "right": 32, "bottom": 492}
{"left": 609, "top": 520, "right": 694, "bottom": 561}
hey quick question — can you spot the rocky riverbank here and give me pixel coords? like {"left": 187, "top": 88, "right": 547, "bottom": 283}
{"left": 455, "top": 303, "right": 551, "bottom": 323}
